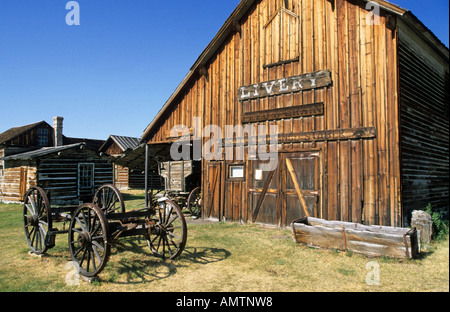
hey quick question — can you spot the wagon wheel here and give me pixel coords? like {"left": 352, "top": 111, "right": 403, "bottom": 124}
{"left": 147, "top": 199, "right": 187, "bottom": 260}
{"left": 187, "top": 187, "right": 202, "bottom": 218}
{"left": 68, "top": 203, "right": 110, "bottom": 277}
{"left": 93, "top": 184, "right": 125, "bottom": 215}
{"left": 23, "top": 186, "right": 52, "bottom": 255}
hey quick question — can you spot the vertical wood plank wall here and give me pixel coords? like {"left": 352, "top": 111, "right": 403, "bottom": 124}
{"left": 145, "top": 0, "right": 402, "bottom": 226}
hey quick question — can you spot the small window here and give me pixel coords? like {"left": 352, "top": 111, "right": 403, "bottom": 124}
{"left": 78, "top": 163, "right": 94, "bottom": 189}
{"left": 0, "top": 164, "right": 4, "bottom": 177}
{"left": 229, "top": 164, "right": 245, "bottom": 179}
{"left": 38, "top": 128, "right": 49, "bottom": 146}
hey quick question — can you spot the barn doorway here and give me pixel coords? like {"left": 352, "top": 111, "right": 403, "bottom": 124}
{"left": 249, "top": 151, "right": 321, "bottom": 227}
{"left": 282, "top": 152, "right": 320, "bottom": 225}
{"left": 250, "top": 160, "right": 280, "bottom": 225}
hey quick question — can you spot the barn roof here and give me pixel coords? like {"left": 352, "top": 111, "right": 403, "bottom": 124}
{"left": 0, "top": 121, "right": 48, "bottom": 146}
{"left": 99, "top": 135, "right": 141, "bottom": 153}
{"left": 141, "top": 0, "right": 449, "bottom": 142}
{"left": 1, "top": 143, "right": 88, "bottom": 161}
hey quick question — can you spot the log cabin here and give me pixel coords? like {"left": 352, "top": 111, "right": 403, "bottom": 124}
{"left": 99, "top": 135, "right": 148, "bottom": 190}
{"left": 0, "top": 117, "right": 112, "bottom": 205}
{"left": 137, "top": 0, "right": 448, "bottom": 227}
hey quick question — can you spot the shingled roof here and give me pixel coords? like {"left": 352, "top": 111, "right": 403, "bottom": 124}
{"left": 0, "top": 121, "right": 48, "bottom": 146}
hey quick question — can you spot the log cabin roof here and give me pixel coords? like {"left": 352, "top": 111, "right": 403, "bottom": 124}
{"left": 99, "top": 135, "right": 141, "bottom": 153}
{"left": 1, "top": 143, "right": 89, "bottom": 161}
{"left": 0, "top": 121, "right": 48, "bottom": 146}
{"left": 141, "top": 0, "right": 449, "bottom": 142}
{"left": 63, "top": 136, "right": 106, "bottom": 151}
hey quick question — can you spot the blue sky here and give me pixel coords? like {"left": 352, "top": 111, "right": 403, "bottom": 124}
{"left": 0, "top": 0, "right": 448, "bottom": 140}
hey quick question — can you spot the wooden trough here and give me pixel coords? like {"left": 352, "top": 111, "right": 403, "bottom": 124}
{"left": 291, "top": 217, "right": 420, "bottom": 259}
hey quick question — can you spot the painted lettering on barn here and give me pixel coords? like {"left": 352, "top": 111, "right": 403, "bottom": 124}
{"left": 238, "top": 69, "right": 332, "bottom": 101}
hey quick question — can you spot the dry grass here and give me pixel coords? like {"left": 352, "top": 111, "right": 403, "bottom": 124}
{"left": 0, "top": 195, "right": 448, "bottom": 292}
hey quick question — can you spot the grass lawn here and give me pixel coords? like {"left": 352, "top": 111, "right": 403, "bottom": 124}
{"left": 0, "top": 192, "right": 448, "bottom": 292}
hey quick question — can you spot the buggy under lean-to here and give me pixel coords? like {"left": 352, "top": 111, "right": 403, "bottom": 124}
{"left": 23, "top": 184, "right": 187, "bottom": 278}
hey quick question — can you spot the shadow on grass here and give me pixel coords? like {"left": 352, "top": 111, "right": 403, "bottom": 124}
{"left": 104, "top": 238, "right": 230, "bottom": 285}
{"left": 121, "top": 193, "right": 146, "bottom": 202}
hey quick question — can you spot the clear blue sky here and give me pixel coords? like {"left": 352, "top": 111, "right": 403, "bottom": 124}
{"left": 0, "top": 0, "right": 448, "bottom": 140}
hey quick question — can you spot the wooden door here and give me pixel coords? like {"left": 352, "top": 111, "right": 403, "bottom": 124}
{"left": 249, "top": 160, "right": 280, "bottom": 226}
{"left": 19, "top": 167, "right": 28, "bottom": 200}
{"left": 206, "top": 162, "right": 222, "bottom": 220}
{"left": 283, "top": 152, "right": 320, "bottom": 225}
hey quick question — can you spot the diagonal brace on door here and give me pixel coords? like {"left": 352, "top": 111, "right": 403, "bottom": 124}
{"left": 285, "top": 158, "right": 311, "bottom": 218}
{"left": 252, "top": 169, "right": 276, "bottom": 223}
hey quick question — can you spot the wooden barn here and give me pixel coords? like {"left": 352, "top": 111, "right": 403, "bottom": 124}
{"left": 138, "top": 0, "right": 448, "bottom": 228}
{"left": 0, "top": 117, "right": 112, "bottom": 205}
{"left": 99, "top": 135, "right": 146, "bottom": 190}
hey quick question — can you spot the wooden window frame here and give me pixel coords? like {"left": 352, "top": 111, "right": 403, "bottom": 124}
{"left": 78, "top": 163, "right": 95, "bottom": 192}
{"left": 37, "top": 128, "right": 49, "bottom": 146}
{"left": 227, "top": 162, "right": 245, "bottom": 181}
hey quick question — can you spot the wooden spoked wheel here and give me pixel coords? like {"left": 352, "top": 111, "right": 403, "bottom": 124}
{"left": 68, "top": 203, "right": 110, "bottom": 277}
{"left": 147, "top": 200, "right": 187, "bottom": 260}
{"left": 187, "top": 187, "right": 202, "bottom": 218}
{"left": 93, "top": 184, "right": 125, "bottom": 215}
{"left": 23, "top": 186, "right": 52, "bottom": 255}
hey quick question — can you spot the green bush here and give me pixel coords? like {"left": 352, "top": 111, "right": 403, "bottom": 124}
{"left": 425, "top": 203, "right": 449, "bottom": 241}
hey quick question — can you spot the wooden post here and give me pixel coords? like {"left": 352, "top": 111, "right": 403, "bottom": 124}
{"left": 285, "top": 158, "right": 311, "bottom": 217}
{"left": 145, "top": 144, "right": 149, "bottom": 208}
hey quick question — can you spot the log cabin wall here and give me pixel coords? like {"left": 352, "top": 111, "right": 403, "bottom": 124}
{"left": 145, "top": 0, "right": 404, "bottom": 227}
{"left": 0, "top": 162, "right": 37, "bottom": 202}
{"left": 37, "top": 148, "right": 113, "bottom": 205}
{"left": 398, "top": 21, "right": 450, "bottom": 225}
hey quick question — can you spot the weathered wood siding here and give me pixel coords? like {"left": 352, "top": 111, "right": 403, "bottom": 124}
{"left": 37, "top": 149, "right": 112, "bottom": 205}
{"left": 114, "top": 165, "right": 129, "bottom": 190}
{"left": 145, "top": 0, "right": 403, "bottom": 226}
{"left": 0, "top": 163, "right": 37, "bottom": 202}
{"left": 3, "top": 123, "right": 53, "bottom": 147}
{"left": 398, "top": 23, "right": 450, "bottom": 224}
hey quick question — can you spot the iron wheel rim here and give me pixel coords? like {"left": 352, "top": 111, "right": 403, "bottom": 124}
{"left": 23, "top": 187, "right": 51, "bottom": 255}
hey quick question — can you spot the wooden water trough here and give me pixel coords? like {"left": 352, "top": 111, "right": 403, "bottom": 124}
{"left": 291, "top": 217, "right": 420, "bottom": 259}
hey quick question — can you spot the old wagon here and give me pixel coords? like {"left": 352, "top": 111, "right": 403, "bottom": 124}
{"left": 291, "top": 217, "right": 420, "bottom": 259}
{"left": 159, "top": 160, "right": 202, "bottom": 218}
{"left": 23, "top": 184, "right": 187, "bottom": 277}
